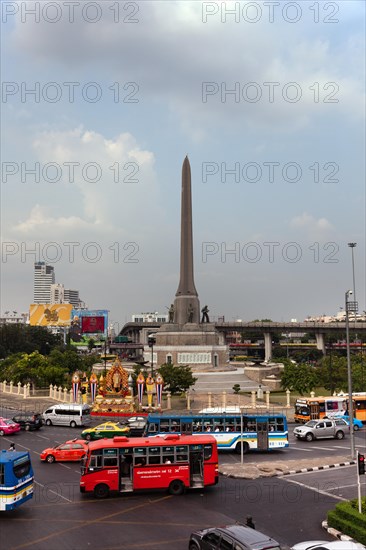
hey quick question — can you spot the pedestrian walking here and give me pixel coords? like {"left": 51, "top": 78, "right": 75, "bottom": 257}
{"left": 246, "top": 515, "right": 255, "bottom": 529}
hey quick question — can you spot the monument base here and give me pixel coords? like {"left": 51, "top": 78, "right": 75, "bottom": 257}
{"left": 155, "top": 323, "right": 229, "bottom": 368}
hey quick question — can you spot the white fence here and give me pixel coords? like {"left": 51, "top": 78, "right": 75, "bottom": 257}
{"left": 1, "top": 380, "right": 80, "bottom": 402}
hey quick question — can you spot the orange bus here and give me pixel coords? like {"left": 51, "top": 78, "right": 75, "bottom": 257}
{"left": 80, "top": 434, "right": 219, "bottom": 498}
{"left": 294, "top": 394, "right": 366, "bottom": 423}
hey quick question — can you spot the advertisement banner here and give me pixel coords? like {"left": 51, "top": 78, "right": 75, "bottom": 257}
{"left": 29, "top": 304, "right": 73, "bottom": 327}
{"left": 81, "top": 316, "right": 105, "bottom": 333}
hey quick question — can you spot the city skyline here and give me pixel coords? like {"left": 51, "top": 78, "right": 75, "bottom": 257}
{"left": 2, "top": 2, "right": 365, "bottom": 326}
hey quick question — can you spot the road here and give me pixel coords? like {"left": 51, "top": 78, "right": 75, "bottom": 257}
{"left": 0, "top": 408, "right": 365, "bottom": 550}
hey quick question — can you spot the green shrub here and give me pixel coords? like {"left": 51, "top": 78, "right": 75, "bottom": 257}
{"left": 327, "top": 498, "right": 366, "bottom": 544}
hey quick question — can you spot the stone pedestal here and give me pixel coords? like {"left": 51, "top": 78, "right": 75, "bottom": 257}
{"left": 154, "top": 322, "right": 229, "bottom": 368}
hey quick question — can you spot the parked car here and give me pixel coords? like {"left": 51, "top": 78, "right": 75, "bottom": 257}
{"left": 293, "top": 418, "right": 349, "bottom": 441}
{"left": 120, "top": 415, "right": 147, "bottom": 436}
{"left": 12, "top": 412, "right": 43, "bottom": 431}
{"left": 40, "top": 439, "right": 89, "bottom": 463}
{"left": 292, "top": 540, "right": 366, "bottom": 550}
{"left": 189, "top": 524, "right": 282, "bottom": 550}
{"left": 0, "top": 417, "right": 21, "bottom": 436}
{"left": 324, "top": 413, "right": 363, "bottom": 431}
{"left": 81, "top": 422, "right": 130, "bottom": 441}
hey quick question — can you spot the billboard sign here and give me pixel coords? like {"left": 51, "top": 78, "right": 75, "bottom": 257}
{"left": 71, "top": 309, "right": 108, "bottom": 339}
{"left": 29, "top": 304, "right": 73, "bottom": 327}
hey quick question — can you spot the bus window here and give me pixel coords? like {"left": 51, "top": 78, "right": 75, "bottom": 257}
{"left": 147, "top": 422, "right": 158, "bottom": 434}
{"left": 148, "top": 447, "right": 161, "bottom": 465}
{"left": 134, "top": 447, "right": 147, "bottom": 466}
{"left": 193, "top": 421, "right": 202, "bottom": 432}
{"left": 0, "top": 464, "right": 4, "bottom": 485}
{"left": 160, "top": 420, "right": 170, "bottom": 433}
{"left": 13, "top": 455, "right": 31, "bottom": 479}
{"left": 170, "top": 420, "right": 180, "bottom": 432}
{"left": 103, "top": 449, "right": 118, "bottom": 467}
{"left": 203, "top": 445, "right": 213, "bottom": 460}
{"left": 176, "top": 445, "right": 188, "bottom": 462}
{"left": 276, "top": 418, "right": 284, "bottom": 431}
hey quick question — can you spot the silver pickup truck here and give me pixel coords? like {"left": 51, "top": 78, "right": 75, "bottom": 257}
{"left": 293, "top": 418, "right": 349, "bottom": 441}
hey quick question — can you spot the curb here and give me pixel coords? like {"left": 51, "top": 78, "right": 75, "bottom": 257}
{"left": 220, "top": 460, "right": 356, "bottom": 479}
{"left": 278, "top": 460, "right": 356, "bottom": 476}
{"left": 322, "top": 520, "right": 360, "bottom": 543}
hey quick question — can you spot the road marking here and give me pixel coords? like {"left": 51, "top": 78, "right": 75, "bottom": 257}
{"left": 284, "top": 477, "right": 347, "bottom": 501}
{"left": 58, "top": 463, "right": 71, "bottom": 469}
{"left": 35, "top": 434, "right": 51, "bottom": 440}
{"left": 12, "top": 494, "right": 172, "bottom": 549}
{"left": 312, "top": 446, "right": 336, "bottom": 451}
{"left": 33, "top": 481, "right": 73, "bottom": 503}
{"left": 290, "top": 447, "right": 313, "bottom": 452}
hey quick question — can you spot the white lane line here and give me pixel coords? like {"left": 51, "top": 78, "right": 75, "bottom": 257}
{"left": 284, "top": 478, "right": 347, "bottom": 502}
{"left": 290, "top": 447, "right": 313, "bottom": 452}
{"left": 35, "top": 434, "right": 52, "bottom": 440}
{"left": 312, "top": 447, "right": 336, "bottom": 451}
{"left": 34, "top": 480, "right": 73, "bottom": 502}
{"left": 58, "top": 463, "right": 72, "bottom": 469}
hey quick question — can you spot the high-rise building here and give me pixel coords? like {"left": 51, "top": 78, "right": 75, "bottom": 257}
{"left": 64, "top": 289, "right": 84, "bottom": 308}
{"left": 33, "top": 262, "right": 55, "bottom": 303}
{"left": 50, "top": 283, "right": 65, "bottom": 304}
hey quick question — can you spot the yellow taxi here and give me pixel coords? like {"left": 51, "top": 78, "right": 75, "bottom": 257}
{"left": 81, "top": 422, "right": 130, "bottom": 441}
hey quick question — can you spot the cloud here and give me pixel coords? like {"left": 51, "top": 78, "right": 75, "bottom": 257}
{"left": 290, "top": 212, "right": 334, "bottom": 234}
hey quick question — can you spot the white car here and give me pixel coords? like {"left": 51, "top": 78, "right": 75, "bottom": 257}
{"left": 292, "top": 540, "right": 366, "bottom": 550}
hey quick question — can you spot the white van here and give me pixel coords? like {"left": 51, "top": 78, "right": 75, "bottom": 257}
{"left": 42, "top": 404, "right": 92, "bottom": 428}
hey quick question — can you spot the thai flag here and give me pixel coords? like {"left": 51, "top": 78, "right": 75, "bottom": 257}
{"left": 137, "top": 381, "right": 144, "bottom": 405}
{"left": 72, "top": 382, "right": 79, "bottom": 403}
{"left": 90, "top": 382, "right": 97, "bottom": 403}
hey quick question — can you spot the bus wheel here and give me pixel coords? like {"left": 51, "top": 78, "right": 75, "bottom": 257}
{"left": 169, "top": 480, "right": 184, "bottom": 496}
{"left": 94, "top": 484, "right": 109, "bottom": 499}
{"left": 46, "top": 455, "right": 55, "bottom": 464}
{"left": 45, "top": 419, "right": 52, "bottom": 426}
{"left": 235, "top": 442, "right": 249, "bottom": 455}
{"left": 335, "top": 431, "right": 344, "bottom": 440}
{"left": 70, "top": 421, "right": 77, "bottom": 428}
{"left": 305, "top": 433, "right": 314, "bottom": 442}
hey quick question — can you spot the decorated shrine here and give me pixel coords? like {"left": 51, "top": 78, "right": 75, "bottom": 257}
{"left": 92, "top": 359, "right": 135, "bottom": 415}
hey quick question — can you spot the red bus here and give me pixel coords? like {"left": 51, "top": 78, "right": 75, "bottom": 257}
{"left": 80, "top": 434, "right": 219, "bottom": 498}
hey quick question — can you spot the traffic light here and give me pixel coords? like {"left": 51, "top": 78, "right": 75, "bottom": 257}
{"left": 358, "top": 453, "right": 365, "bottom": 475}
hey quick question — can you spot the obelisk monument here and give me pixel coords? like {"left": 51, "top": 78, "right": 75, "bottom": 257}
{"left": 173, "top": 156, "right": 200, "bottom": 325}
{"left": 154, "top": 156, "right": 229, "bottom": 369}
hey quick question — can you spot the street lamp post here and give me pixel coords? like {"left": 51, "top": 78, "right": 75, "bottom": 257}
{"left": 348, "top": 243, "right": 357, "bottom": 301}
{"left": 148, "top": 335, "right": 156, "bottom": 377}
{"left": 103, "top": 336, "right": 108, "bottom": 377}
{"left": 345, "top": 290, "right": 358, "bottom": 459}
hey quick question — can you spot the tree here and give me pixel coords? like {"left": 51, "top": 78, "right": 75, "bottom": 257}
{"left": 280, "top": 361, "right": 319, "bottom": 395}
{"left": 157, "top": 364, "right": 197, "bottom": 395}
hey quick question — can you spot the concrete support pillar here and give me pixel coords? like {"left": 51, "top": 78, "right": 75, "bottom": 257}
{"left": 222, "top": 391, "right": 227, "bottom": 408}
{"left": 251, "top": 390, "right": 256, "bottom": 408}
{"left": 167, "top": 392, "right": 171, "bottom": 410}
{"left": 10, "top": 381, "right": 14, "bottom": 394}
{"left": 286, "top": 389, "right": 291, "bottom": 408}
{"left": 264, "top": 332, "right": 272, "bottom": 362}
{"left": 63, "top": 387, "right": 68, "bottom": 402}
{"left": 310, "top": 391, "right": 315, "bottom": 398}
{"left": 315, "top": 332, "right": 326, "bottom": 354}
{"left": 208, "top": 392, "right": 212, "bottom": 408}
{"left": 186, "top": 391, "right": 191, "bottom": 410}
{"left": 17, "top": 382, "right": 21, "bottom": 395}
{"left": 266, "top": 390, "right": 270, "bottom": 408}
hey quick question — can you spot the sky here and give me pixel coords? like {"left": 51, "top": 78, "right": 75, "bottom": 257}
{"left": 1, "top": 0, "right": 365, "bottom": 332}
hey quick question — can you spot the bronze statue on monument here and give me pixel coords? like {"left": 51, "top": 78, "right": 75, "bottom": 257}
{"left": 201, "top": 305, "right": 210, "bottom": 323}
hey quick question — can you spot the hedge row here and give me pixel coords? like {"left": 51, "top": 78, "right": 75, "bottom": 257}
{"left": 327, "top": 498, "right": 366, "bottom": 545}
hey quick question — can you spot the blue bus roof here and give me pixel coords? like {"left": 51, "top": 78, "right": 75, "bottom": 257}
{"left": 0, "top": 450, "right": 31, "bottom": 463}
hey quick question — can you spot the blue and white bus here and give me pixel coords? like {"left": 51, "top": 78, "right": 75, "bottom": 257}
{"left": 0, "top": 450, "right": 34, "bottom": 511}
{"left": 143, "top": 413, "right": 289, "bottom": 453}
